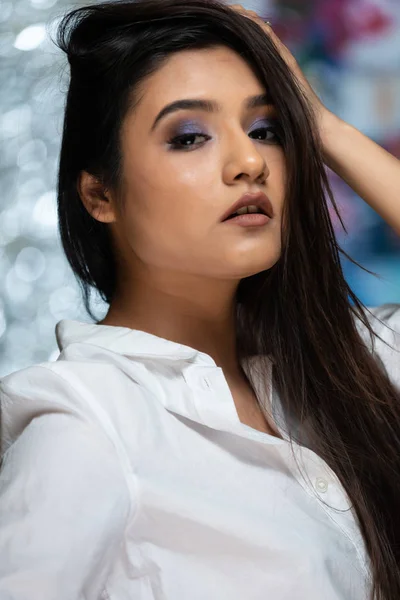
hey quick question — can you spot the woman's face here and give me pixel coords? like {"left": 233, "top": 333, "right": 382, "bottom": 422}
{"left": 103, "top": 46, "right": 285, "bottom": 282}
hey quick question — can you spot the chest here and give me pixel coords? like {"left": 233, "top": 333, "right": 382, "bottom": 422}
{"left": 121, "top": 404, "right": 369, "bottom": 598}
{"left": 226, "top": 376, "right": 283, "bottom": 439}
{"left": 99, "top": 361, "right": 371, "bottom": 595}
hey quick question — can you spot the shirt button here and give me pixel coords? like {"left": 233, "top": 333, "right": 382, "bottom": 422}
{"left": 202, "top": 377, "right": 211, "bottom": 389}
{"left": 315, "top": 477, "right": 328, "bottom": 493}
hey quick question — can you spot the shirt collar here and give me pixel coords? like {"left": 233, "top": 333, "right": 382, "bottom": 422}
{"left": 55, "top": 319, "right": 220, "bottom": 366}
{"left": 54, "top": 319, "right": 286, "bottom": 442}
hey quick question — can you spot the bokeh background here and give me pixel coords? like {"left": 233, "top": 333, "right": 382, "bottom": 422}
{"left": 1, "top": 0, "right": 399, "bottom": 377}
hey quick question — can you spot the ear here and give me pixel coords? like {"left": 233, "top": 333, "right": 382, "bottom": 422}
{"left": 77, "top": 170, "right": 117, "bottom": 224}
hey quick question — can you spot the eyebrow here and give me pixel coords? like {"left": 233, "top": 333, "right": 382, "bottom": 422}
{"left": 150, "top": 93, "right": 273, "bottom": 132}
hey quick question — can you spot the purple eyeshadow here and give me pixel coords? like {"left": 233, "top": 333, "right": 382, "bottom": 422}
{"left": 251, "top": 118, "right": 271, "bottom": 129}
{"left": 173, "top": 120, "right": 204, "bottom": 136}
{"left": 171, "top": 117, "right": 274, "bottom": 137}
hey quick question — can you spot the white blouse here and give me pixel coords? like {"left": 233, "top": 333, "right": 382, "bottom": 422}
{"left": 0, "top": 303, "right": 399, "bottom": 600}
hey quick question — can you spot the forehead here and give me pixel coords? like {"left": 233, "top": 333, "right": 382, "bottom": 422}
{"left": 133, "top": 46, "right": 266, "bottom": 117}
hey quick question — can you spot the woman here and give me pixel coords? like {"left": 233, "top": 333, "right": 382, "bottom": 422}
{"left": 0, "top": 0, "right": 399, "bottom": 598}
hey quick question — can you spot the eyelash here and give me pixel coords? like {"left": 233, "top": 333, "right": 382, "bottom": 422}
{"left": 167, "top": 123, "right": 283, "bottom": 151}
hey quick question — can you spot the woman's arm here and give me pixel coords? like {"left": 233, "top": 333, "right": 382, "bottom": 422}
{"left": 320, "top": 112, "right": 400, "bottom": 237}
{"left": 230, "top": 5, "right": 400, "bottom": 237}
{"left": 0, "top": 379, "right": 131, "bottom": 600}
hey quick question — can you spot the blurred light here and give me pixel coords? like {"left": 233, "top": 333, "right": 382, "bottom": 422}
{"left": 0, "top": 0, "right": 399, "bottom": 379}
{"left": 30, "top": 0, "right": 59, "bottom": 8}
{"left": 40, "top": 254, "right": 68, "bottom": 288}
{"left": 16, "top": 177, "right": 47, "bottom": 202}
{"left": 36, "top": 308, "right": 58, "bottom": 338}
{"left": 0, "top": 3, "right": 13, "bottom": 23}
{"left": 8, "top": 294, "right": 37, "bottom": 321}
{"left": 49, "top": 285, "right": 81, "bottom": 320}
{"left": 5, "top": 268, "right": 33, "bottom": 303}
{"left": 15, "top": 246, "right": 46, "bottom": 282}
{"left": 14, "top": 24, "right": 46, "bottom": 52}
{"left": 48, "top": 348, "right": 60, "bottom": 361}
{"left": 0, "top": 209, "right": 21, "bottom": 245}
{"left": 0, "top": 67, "right": 17, "bottom": 96}
{"left": 0, "top": 249, "right": 11, "bottom": 280}
{"left": 0, "top": 0, "right": 89, "bottom": 377}
{"left": 32, "top": 190, "right": 58, "bottom": 233}
{"left": 0, "top": 104, "right": 32, "bottom": 139}
{"left": 6, "top": 323, "right": 36, "bottom": 360}
{"left": 2, "top": 137, "right": 25, "bottom": 169}
{"left": 0, "top": 33, "right": 16, "bottom": 58}
{"left": 0, "top": 308, "right": 6, "bottom": 341}
{"left": 17, "top": 138, "right": 47, "bottom": 171}
{"left": 23, "top": 52, "right": 55, "bottom": 76}
{"left": 31, "top": 75, "right": 57, "bottom": 104}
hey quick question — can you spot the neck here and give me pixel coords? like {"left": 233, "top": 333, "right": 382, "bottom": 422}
{"left": 98, "top": 271, "right": 242, "bottom": 375}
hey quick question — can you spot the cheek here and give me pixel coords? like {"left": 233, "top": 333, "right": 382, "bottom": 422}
{"left": 268, "top": 154, "right": 286, "bottom": 213}
{"left": 120, "top": 186, "right": 208, "bottom": 269}
{"left": 127, "top": 156, "right": 215, "bottom": 233}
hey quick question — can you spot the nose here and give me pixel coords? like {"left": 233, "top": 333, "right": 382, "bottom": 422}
{"left": 225, "top": 133, "right": 270, "bottom": 184}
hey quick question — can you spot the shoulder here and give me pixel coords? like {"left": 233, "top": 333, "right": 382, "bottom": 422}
{"left": 0, "top": 361, "right": 139, "bottom": 471}
{"left": 354, "top": 303, "right": 400, "bottom": 387}
{"left": 354, "top": 302, "right": 400, "bottom": 341}
{"left": 364, "top": 303, "right": 400, "bottom": 328}
{"left": 0, "top": 363, "right": 99, "bottom": 449}
{"left": 0, "top": 363, "right": 135, "bottom": 596}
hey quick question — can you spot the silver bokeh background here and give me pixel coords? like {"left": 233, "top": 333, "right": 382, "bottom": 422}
{"left": 1, "top": 0, "right": 399, "bottom": 377}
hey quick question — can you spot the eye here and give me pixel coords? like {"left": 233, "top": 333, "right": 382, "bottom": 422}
{"left": 167, "top": 133, "right": 211, "bottom": 151}
{"left": 249, "top": 123, "right": 282, "bottom": 144}
{"left": 167, "top": 121, "right": 283, "bottom": 151}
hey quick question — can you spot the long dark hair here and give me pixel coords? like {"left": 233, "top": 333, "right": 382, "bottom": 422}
{"left": 53, "top": 0, "right": 400, "bottom": 596}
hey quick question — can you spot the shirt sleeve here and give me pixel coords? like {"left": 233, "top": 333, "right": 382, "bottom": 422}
{"left": 0, "top": 369, "right": 132, "bottom": 600}
{"left": 356, "top": 303, "right": 400, "bottom": 388}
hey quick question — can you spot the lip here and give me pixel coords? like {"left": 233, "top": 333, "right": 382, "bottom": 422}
{"left": 220, "top": 191, "right": 274, "bottom": 222}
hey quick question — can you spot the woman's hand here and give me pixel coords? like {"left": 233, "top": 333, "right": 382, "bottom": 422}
{"left": 229, "top": 4, "right": 400, "bottom": 236}
{"left": 229, "top": 4, "right": 334, "bottom": 133}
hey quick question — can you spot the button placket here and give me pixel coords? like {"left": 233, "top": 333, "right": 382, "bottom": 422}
{"left": 290, "top": 445, "right": 345, "bottom": 506}
{"left": 181, "top": 364, "right": 288, "bottom": 443}
{"left": 182, "top": 365, "right": 236, "bottom": 414}
{"left": 182, "top": 365, "right": 219, "bottom": 390}
{"left": 202, "top": 376, "right": 211, "bottom": 390}
{"left": 287, "top": 444, "right": 371, "bottom": 579}
{"left": 315, "top": 477, "right": 329, "bottom": 493}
